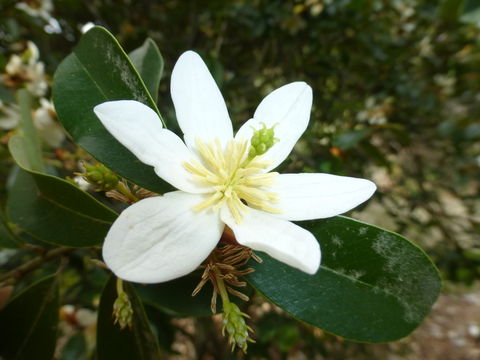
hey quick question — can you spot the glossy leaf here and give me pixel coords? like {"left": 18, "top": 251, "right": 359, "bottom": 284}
{"left": 128, "top": 38, "right": 164, "bottom": 103}
{"left": 52, "top": 26, "right": 172, "bottom": 194}
{"left": 246, "top": 216, "right": 441, "bottom": 342}
{"left": 0, "top": 274, "right": 59, "bottom": 360}
{"left": 97, "top": 277, "right": 161, "bottom": 360}
{"left": 7, "top": 135, "right": 117, "bottom": 247}
{"left": 137, "top": 272, "right": 215, "bottom": 317}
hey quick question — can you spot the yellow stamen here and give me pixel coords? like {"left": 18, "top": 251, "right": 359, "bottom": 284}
{"left": 183, "top": 137, "right": 281, "bottom": 223}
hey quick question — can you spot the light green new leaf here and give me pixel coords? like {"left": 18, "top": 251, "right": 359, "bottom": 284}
{"left": 53, "top": 26, "right": 172, "bottom": 194}
{"left": 128, "top": 38, "right": 164, "bottom": 103}
{"left": 0, "top": 274, "right": 59, "bottom": 360}
{"left": 7, "top": 135, "right": 117, "bottom": 247}
{"left": 97, "top": 277, "right": 161, "bottom": 360}
{"left": 246, "top": 216, "right": 441, "bottom": 342}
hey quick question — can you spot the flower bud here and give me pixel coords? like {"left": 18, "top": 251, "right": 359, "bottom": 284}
{"left": 82, "top": 163, "right": 119, "bottom": 191}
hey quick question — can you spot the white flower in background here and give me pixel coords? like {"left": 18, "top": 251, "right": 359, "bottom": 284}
{"left": 4, "top": 41, "right": 48, "bottom": 97}
{"left": 434, "top": 73, "right": 456, "bottom": 97}
{"left": 0, "top": 100, "right": 20, "bottom": 130}
{"left": 356, "top": 96, "right": 392, "bottom": 125}
{"left": 16, "top": 0, "right": 61, "bottom": 34}
{"left": 0, "top": 98, "right": 65, "bottom": 147}
{"left": 33, "top": 98, "right": 65, "bottom": 148}
{"left": 94, "top": 51, "right": 376, "bottom": 283}
{"left": 16, "top": 0, "right": 53, "bottom": 18}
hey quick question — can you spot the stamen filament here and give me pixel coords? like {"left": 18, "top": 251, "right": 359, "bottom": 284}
{"left": 183, "top": 137, "right": 282, "bottom": 223}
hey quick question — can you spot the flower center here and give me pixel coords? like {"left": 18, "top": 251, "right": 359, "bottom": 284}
{"left": 183, "top": 137, "right": 281, "bottom": 223}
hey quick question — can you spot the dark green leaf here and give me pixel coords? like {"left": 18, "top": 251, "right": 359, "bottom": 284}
{"left": 0, "top": 274, "right": 59, "bottom": 360}
{"left": 7, "top": 135, "right": 117, "bottom": 247}
{"left": 128, "top": 38, "right": 164, "bottom": 103}
{"left": 97, "top": 276, "right": 161, "bottom": 360}
{"left": 137, "top": 271, "right": 253, "bottom": 317}
{"left": 52, "top": 26, "right": 172, "bottom": 194}
{"left": 137, "top": 272, "right": 215, "bottom": 317}
{"left": 247, "top": 216, "right": 441, "bottom": 342}
{"left": 0, "top": 213, "right": 21, "bottom": 248}
{"left": 59, "top": 333, "right": 87, "bottom": 360}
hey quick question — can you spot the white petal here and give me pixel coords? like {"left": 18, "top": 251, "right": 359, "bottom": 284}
{"left": 94, "top": 100, "right": 206, "bottom": 193}
{"left": 271, "top": 173, "right": 376, "bottom": 221}
{"left": 221, "top": 207, "right": 320, "bottom": 274}
{"left": 235, "top": 82, "right": 312, "bottom": 171}
{"left": 103, "top": 191, "right": 224, "bottom": 283}
{"left": 171, "top": 51, "right": 233, "bottom": 150}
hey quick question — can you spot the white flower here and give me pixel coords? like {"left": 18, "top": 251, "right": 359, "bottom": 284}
{"left": 0, "top": 100, "right": 20, "bottom": 130}
{"left": 94, "top": 51, "right": 376, "bottom": 284}
{"left": 33, "top": 98, "right": 65, "bottom": 148}
{"left": 5, "top": 41, "right": 48, "bottom": 97}
{"left": 16, "top": 0, "right": 61, "bottom": 34}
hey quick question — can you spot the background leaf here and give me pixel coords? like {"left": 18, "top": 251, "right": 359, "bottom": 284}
{"left": 96, "top": 276, "right": 161, "bottom": 360}
{"left": 53, "top": 26, "right": 172, "bottom": 194}
{"left": 128, "top": 38, "right": 164, "bottom": 103}
{"left": 0, "top": 212, "right": 21, "bottom": 248}
{"left": 0, "top": 274, "right": 59, "bottom": 360}
{"left": 7, "top": 135, "right": 117, "bottom": 247}
{"left": 333, "top": 129, "right": 370, "bottom": 150}
{"left": 460, "top": 0, "right": 480, "bottom": 24}
{"left": 17, "top": 89, "right": 44, "bottom": 173}
{"left": 246, "top": 216, "right": 441, "bottom": 342}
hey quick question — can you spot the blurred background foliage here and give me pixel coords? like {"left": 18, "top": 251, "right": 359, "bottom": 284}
{"left": 0, "top": 0, "right": 479, "bottom": 359}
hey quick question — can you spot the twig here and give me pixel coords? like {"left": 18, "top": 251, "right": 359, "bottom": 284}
{"left": 0, "top": 247, "right": 73, "bottom": 284}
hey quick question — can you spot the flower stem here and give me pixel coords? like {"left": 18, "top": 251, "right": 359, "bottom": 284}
{"left": 116, "top": 277, "right": 124, "bottom": 295}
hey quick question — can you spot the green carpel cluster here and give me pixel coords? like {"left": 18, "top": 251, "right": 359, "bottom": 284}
{"left": 222, "top": 302, "right": 254, "bottom": 352}
{"left": 248, "top": 122, "right": 278, "bottom": 158}
{"left": 82, "top": 163, "right": 119, "bottom": 191}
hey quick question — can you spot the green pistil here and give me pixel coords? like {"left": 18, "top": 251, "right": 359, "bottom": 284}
{"left": 82, "top": 162, "right": 119, "bottom": 191}
{"left": 248, "top": 122, "right": 279, "bottom": 159}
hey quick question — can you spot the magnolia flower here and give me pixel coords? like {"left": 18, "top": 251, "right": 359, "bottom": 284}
{"left": 94, "top": 51, "right": 376, "bottom": 283}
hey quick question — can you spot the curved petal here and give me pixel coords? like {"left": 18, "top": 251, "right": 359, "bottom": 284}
{"left": 171, "top": 51, "right": 233, "bottom": 150}
{"left": 221, "top": 206, "right": 320, "bottom": 274}
{"left": 235, "top": 82, "right": 312, "bottom": 171}
{"left": 94, "top": 100, "right": 207, "bottom": 193}
{"left": 270, "top": 173, "right": 376, "bottom": 221}
{"left": 103, "top": 191, "right": 224, "bottom": 283}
